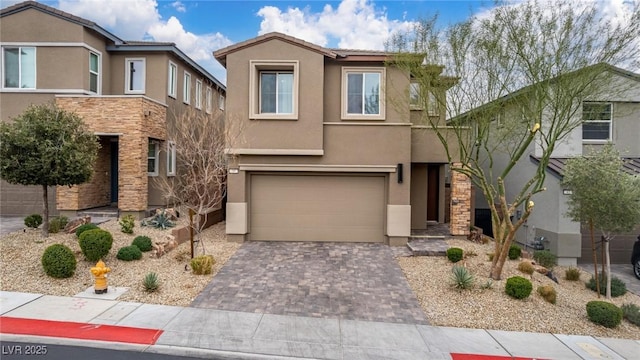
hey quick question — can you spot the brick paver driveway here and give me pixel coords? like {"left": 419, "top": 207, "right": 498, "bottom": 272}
{"left": 191, "top": 242, "right": 428, "bottom": 324}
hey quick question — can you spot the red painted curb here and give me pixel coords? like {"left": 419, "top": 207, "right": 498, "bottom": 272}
{"left": 451, "top": 354, "right": 548, "bottom": 360}
{"left": 0, "top": 316, "right": 163, "bottom": 345}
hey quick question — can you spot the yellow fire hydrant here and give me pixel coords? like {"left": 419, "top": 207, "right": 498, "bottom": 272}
{"left": 90, "top": 260, "right": 111, "bottom": 294}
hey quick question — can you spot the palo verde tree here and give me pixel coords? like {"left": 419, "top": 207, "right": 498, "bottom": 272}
{"left": 0, "top": 103, "right": 99, "bottom": 237}
{"left": 388, "top": 0, "right": 640, "bottom": 279}
{"left": 562, "top": 144, "right": 640, "bottom": 300}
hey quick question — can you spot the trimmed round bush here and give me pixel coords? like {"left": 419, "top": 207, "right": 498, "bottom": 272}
{"left": 517, "top": 260, "right": 535, "bottom": 275}
{"left": 79, "top": 229, "right": 113, "bottom": 262}
{"left": 75, "top": 223, "right": 99, "bottom": 238}
{"left": 41, "top": 244, "right": 77, "bottom": 278}
{"left": 586, "top": 275, "right": 627, "bottom": 297}
{"left": 537, "top": 285, "right": 557, "bottom": 304}
{"left": 24, "top": 214, "right": 43, "bottom": 228}
{"left": 508, "top": 244, "right": 522, "bottom": 260}
{"left": 117, "top": 245, "right": 142, "bottom": 261}
{"left": 132, "top": 235, "right": 153, "bottom": 252}
{"left": 586, "top": 301, "right": 623, "bottom": 328}
{"left": 505, "top": 276, "right": 533, "bottom": 299}
{"left": 446, "top": 247, "right": 464, "bottom": 263}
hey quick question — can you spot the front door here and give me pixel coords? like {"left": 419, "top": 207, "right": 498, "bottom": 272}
{"left": 427, "top": 165, "right": 439, "bottom": 222}
{"left": 110, "top": 141, "right": 119, "bottom": 204}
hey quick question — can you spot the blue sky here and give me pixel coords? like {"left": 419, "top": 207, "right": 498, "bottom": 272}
{"left": 0, "top": 0, "right": 634, "bottom": 83}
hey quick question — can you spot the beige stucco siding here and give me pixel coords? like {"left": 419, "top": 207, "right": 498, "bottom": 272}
{"left": 0, "top": 8, "right": 84, "bottom": 42}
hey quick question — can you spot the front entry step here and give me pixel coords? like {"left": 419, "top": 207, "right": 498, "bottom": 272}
{"left": 407, "top": 236, "right": 449, "bottom": 256}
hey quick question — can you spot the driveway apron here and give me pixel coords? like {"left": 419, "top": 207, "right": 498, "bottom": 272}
{"left": 191, "top": 242, "right": 428, "bottom": 325}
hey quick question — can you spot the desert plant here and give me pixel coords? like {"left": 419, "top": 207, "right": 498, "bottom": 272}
{"left": 48, "top": 215, "right": 69, "bottom": 234}
{"left": 450, "top": 265, "right": 474, "bottom": 290}
{"left": 41, "top": 244, "right": 76, "bottom": 278}
{"left": 621, "top": 303, "right": 640, "bottom": 327}
{"left": 132, "top": 235, "right": 153, "bottom": 252}
{"left": 487, "top": 252, "right": 495, "bottom": 261}
{"left": 24, "top": 214, "right": 43, "bottom": 228}
{"left": 465, "top": 250, "right": 478, "bottom": 257}
{"left": 505, "top": 276, "right": 533, "bottom": 299}
{"left": 537, "top": 285, "right": 557, "bottom": 304}
{"left": 565, "top": 267, "right": 581, "bottom": 281}
{"left": 75, "top": 223, "right": 99, "bottom": 238}
{"left": 586, "top": 275, "right": 627, "bottom": 297}
{"left": 78, "top": 229, "right": 113, "bottom": 262}
{"left": 533, "top": 250, "right": 557, "bottom": 269}
{"left": 143, "top": 272, "right": 159, "bottom": 292}
{"left": 141, "top": 210, "right": 175, "bottom": 230}
{"left": 480, "top": 279, "right": 493, "bottom": 290}
{"left": 508, "top": 244, "right": 522, "bottom": 260}
{"left": 517, "top": 261, "right": 535, "bottom": 275}
{"left": 191, "top": 255, "right": 215, "bottom": 275}
{"left": 586, "top": 301, "right": 623, "bottom": 328}
{"left": 116, "top": 245, "right": 142, "bottom": 261}
{"left": 446, "top": 247, "right": 464, "bottom": 263}
{"left": 119, "top": 215, "right": 135, "bottom": 234}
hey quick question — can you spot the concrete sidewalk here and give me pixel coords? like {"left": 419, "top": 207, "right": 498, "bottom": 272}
{"left": 1, "top": 291, "right": 639, "bottom": 359}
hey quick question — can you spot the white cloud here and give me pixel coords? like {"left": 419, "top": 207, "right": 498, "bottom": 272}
{"left": 171, "top": 1, "right": 186, "bottom": 13}
{"left": 257, "top": 0, "right": 415, "bottom": 50}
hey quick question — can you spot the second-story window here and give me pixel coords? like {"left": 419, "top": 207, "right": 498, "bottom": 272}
{"left": 582, "top": 102, "right": 612, "bottom": 141}
{"left": 183, "top": 71, "right": 191, "bottom": 104}
{"left": 342, "top": 67, "right": 385, "bottom": 120}
{"left": 206, "top": 87, "right": 212, "bottom": 113}
{"left": 219, "top": 94, "right": 225, "bottom": 110}
{"left": 195, "top": 79, "right": 202, "bottom": 109}
{"left": 89, "top": 52, "right": 99, "bottom": 93}
{"left": 2, "top": 46, "right": 36, "bottom": 89}
{"left": 260, "top": 71, "right": 293, "bottom": 114}
{"left": 125, "top": 58, "right": 145, "bottom": 94}
{"left": 168, "top": 62, "right": 177, "bottom": 98}
{"left": 249, "top": 60, "right": 298, "bottom": 119}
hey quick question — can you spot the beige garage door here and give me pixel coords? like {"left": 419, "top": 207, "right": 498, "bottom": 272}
{"left": 250, "top": 174, "right": 385, "bottom": 242}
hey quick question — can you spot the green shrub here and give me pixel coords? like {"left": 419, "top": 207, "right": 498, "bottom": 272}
{"left": 78, "top": 229, "right": 113, "bottom": 262}
{"left": 24, "top": 214, "right": 43, "bottom": 228}
{"left": 586, "top": 301, "right": 623, "bottom": 328}
{"left": 450, "top": 265, "right": 474, "bottom": 290}
{"left": 517, "top": 261, "right": 535, "bottom": 275}
{"left": 48, "top": 216, "right": 69, "bottom": 234}
{"left": 119, "top": 215, "right": 135, "bottom": 234}
{"left": 132, "top": 236, "right": 153, "bottom": 252}
{"left": 508, "top": 244, "right": 522, "bottom": 260}
{"left": 117, "top": 245, "right": 142, "bottom": 261}
{"left": 75, "top": 223, "right": 99, "bottom": 238}
{"left": 537, "top": 285, "right": 557, "bottom": 304}
{"left": 446, "top": 247, "right": 464, "bottom": 263}
{"left": 143, "top": 272, "right": 159, "bottom": 292}
{"left": 41, "top": 244, "right": 76, "bottom": 278}
{"left": 533, "top": 250, "right": 557, "bottom": 269}
{"left": 621, "top": 303, "right": 640, "bottom": 327}
{"left": 586, "top": 275, "right": 627, "bottom": 297}
{"left": 505, "top": 276, "right": 533, "bottom": 299}
{"left": 191, "top": 255, "right": 215, "bottom": 275}
{"left": 565, "top": 267, "right": 581, "bottom": 281}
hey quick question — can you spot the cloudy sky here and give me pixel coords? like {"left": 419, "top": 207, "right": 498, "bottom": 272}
{"left": 0, "top": 0, "right": 636, "bottom": 83}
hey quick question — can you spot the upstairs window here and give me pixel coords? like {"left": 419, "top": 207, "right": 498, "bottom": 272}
{"left": 582, "top": 102, "right": 612, "bottom": 141}
{"left": 89, "top": 52, "right": 99, "bottom": 93}
{"left": 206, "top": 87, "right": 212, "bottom": 113}
{"left": 249, "top": 60, "right": 298, "bottom": 120}
{"left": 342, "top": 67, "right": 385, "bottom": 120}
{"left": 168, "top": 62, "right": 177, "bottom": 98}
{"left": 2, "top": 46, "right": 36, "bottom": 89}
{"left": 125, "top": 58, "right": 145, "bottom": 93}
{"left": 260, "top": 72, "right": 293, "bottom": 114}
{"left": 183, "top": 71, "right": 191, "bottom": 104}
{"left": 219, "top": 94, "right": 225, "bottom": 110}
{"left": 409, "top": 82, "right": 438, "bottom": 116}
{"left": 195, "top": 79, "right": 202, "bottom": 109}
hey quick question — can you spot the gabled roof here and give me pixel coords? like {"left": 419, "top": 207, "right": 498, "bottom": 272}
{"left": 530, "top": 155, "right": 640, "bottom": 179}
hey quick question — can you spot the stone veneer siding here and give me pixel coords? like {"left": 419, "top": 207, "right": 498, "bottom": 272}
{"left": 450, "top": 162, "right": 471, "bottom": 235}
{"left": 56, "top": 96, "right": 167, "bottom": 212}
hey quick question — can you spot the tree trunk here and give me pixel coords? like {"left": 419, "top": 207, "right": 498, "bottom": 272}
{"left": 490, "top": 228, "right": 515, "bottom": 280}
{"left": 589, "top": 220, "right": 599, "bottom": 298}
{"left": 605, "top": 237, "right": 612, "bottom": 300}
{"left": 41, "top": 185, "right": 49, "bottom": 238}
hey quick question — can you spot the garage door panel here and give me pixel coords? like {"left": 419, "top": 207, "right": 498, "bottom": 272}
{"left": 250, "top": 175, "right": 384, "bottom": 242}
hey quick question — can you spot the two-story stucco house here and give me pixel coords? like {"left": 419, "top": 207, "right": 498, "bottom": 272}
{"left": 0, "top": 1, "right": 226, "bottom": 219}
{"left": 470, "top": 64, "right": 640, "bottom": 265}
{"left": 214, "top": 32, "right": 471, "bottom": 245}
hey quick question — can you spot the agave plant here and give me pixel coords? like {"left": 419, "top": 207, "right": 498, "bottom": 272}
{"left": 141, "top": 210, "right": 176, "bottom": 230}
{"left": 451, "top": 265, "right": 474, "bottom": 290}
{"left": 143, "top": 272, "right": 159, "bottom": 292}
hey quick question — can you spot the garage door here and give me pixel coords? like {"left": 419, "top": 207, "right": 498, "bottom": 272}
{"left": 250, "top": 175, "right": 385, "bottom": 242}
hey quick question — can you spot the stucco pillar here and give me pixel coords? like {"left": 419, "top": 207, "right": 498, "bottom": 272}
{"left": 450, "top": 162, "right": 471, "bottom": 236}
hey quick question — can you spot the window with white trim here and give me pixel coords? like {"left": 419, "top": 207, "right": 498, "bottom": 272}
{"left": 206, "top": 87, "right": 212, "bottom": 113}
{"left": 409, "top": 82, "right": 438, "bottom": 116}
{"left": 342, "top": 67, "right": 385, "bottom": 120}
{"left": 125, "top": 58, "right": 145, "bottom": 93}
{"left": 167, "top": 141, "right": 176, "bottom": 176}
{"left": 195, "top": 79, "right": 202, "bottom": 109}
{"left": 582, "top": 102, "right": 612, "bottom": 141}
{"left": 89, "top": 52, "right": 99, "bottom": 93}
{"left": 183, "top": 71, "right": 191, "bottom": 104}
{"left": 148, "top": 141, "right": 159, "bottom": 176}
{"left": 219, "top": 94, "right": 225, "bottom": 110}
{"left": 249, "top": 60, "right": 298, "bottom": 119}
{"left": 168, "top": 61, "right": 177, "bottom": 98}
{"left": 2, "top": 46, "right": 36, "bottom": 89}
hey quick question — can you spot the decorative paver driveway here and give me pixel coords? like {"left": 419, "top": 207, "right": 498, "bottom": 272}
{"left": 191, "top": 242, "right": 428, "bottom": 324}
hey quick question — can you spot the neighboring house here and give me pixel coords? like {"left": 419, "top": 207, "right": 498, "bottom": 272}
{"left": 0, "top": 1, "right": 225, "bottom": 218}
{"left": 468, "top": 64, "right": 640, "bottom": 265}
{"left": 214, "top": 32, "right": 471, "bottom": 245}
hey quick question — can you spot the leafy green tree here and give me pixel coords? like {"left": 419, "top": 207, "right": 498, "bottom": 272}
{"left": 562, "top": 145, "right": 640, "bottom": 300}
{"left": 387, "top": 0, "right": 640, "bottom": 279}
{"left": 0, "top": 103, "right": 99, "bottom": 237}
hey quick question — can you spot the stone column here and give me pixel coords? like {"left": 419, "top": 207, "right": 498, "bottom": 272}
{"left": 450, "top": 162, "right": 471, "bottom": 236}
